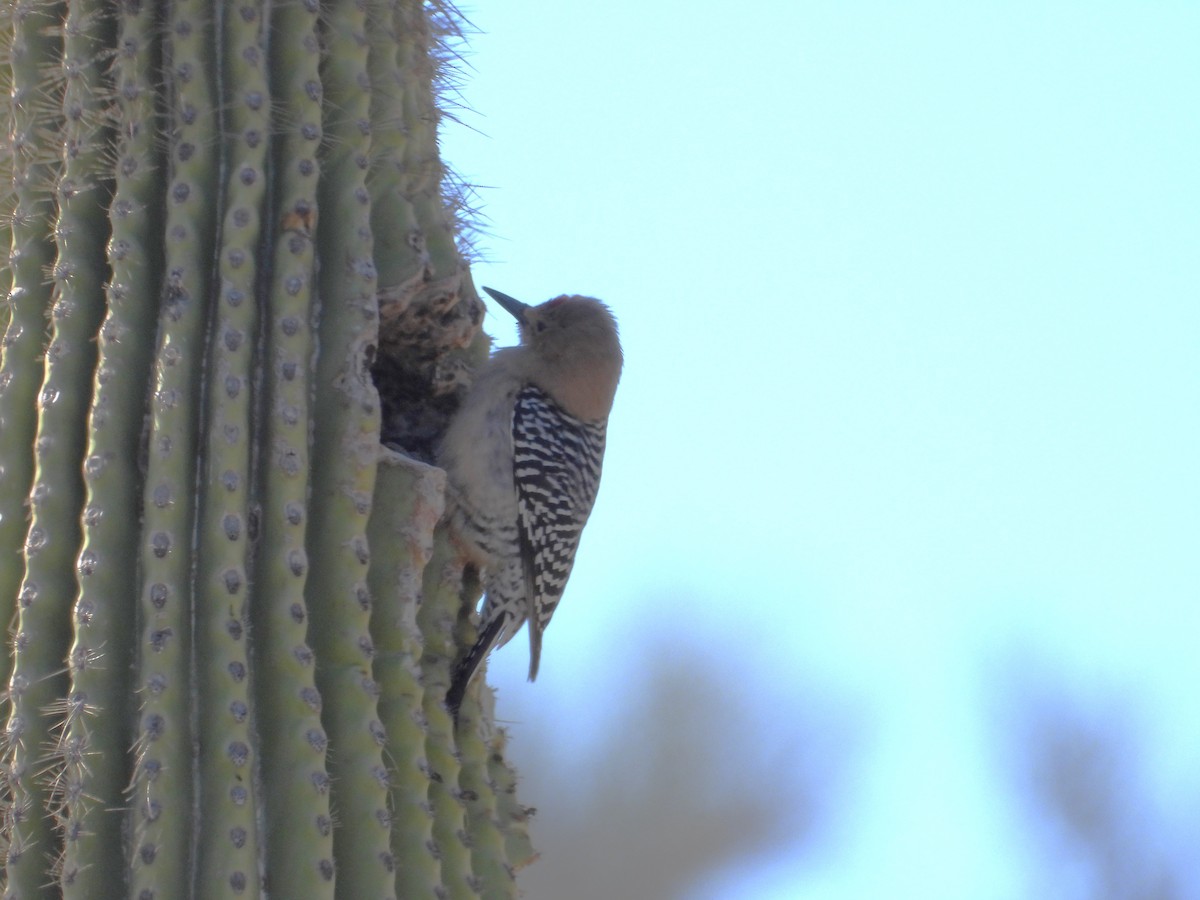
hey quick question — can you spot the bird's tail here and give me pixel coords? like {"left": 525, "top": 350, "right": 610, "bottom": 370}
{"left": 526, "top": 620, "right": 543, "bottom": 682}
{"left": 446, "top": 614, "right": 507, "bottom": 723}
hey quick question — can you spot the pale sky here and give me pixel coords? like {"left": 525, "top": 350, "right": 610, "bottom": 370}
{"left": 440, "top": 4, "right": 1200, "bottom": 897}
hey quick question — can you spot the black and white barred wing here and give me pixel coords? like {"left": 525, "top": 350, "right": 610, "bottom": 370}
{"left": 511, "top": 385, "right": 607, "bottom": 634}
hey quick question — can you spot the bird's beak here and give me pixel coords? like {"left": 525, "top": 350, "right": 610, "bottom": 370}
{"left": 482, "top": 286, "right": 530, "bottom": 325}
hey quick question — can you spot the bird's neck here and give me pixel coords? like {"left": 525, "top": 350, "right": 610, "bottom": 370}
{"left": 536, "top": 356, "right": 621, "bottom": 422}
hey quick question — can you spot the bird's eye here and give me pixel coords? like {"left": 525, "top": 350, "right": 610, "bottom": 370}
{"left": 536, "top": 320, "right": 548, "bottom": 332}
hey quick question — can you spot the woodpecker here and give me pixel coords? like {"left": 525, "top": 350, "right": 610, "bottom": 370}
{"left": 441, "top": 286, "right": 622, "bottom": 717}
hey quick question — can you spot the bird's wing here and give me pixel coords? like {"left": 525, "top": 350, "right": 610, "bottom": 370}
{"left": 511, "top": 385, "right": 607, "bottom": 638}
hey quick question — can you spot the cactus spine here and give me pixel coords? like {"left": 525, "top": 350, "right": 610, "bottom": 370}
{"left": 0, "top": 2, "right": 534, "bottom": 897}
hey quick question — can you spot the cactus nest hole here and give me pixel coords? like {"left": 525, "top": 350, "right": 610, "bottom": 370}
{"left": 373, "top": 276, "right": 484, "bottom": 462}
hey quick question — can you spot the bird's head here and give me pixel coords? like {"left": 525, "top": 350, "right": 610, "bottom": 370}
{"left": 482, "top": 287, "right": 623, "bottom": 420}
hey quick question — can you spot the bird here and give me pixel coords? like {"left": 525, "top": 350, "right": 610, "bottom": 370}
{"left": 441, "top": 286, "right": 622, "bottom": 718}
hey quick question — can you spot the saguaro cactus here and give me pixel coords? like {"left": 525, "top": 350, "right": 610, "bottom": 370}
{"left": 0, "top": 2, "right": 533, "bottom": 897}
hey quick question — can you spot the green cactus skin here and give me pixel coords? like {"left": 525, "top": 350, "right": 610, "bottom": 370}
{"left": 192, "top": 3, "right": 273, "bottom": 896}
{"left": 128, "top": 1, "right": 219, "bottom": 895}
{"left": 455, "top": 708, "right": 516, "bottom": 899}
{"left": 487, "top": 733, "right": 537, "bottom": 875}
{"left": 368, "top": 452, "right": 445, "bottom": 897}
{"left": 418, "top": 534, "right": 478, "bottom": 899}
{"left": 252, "top": 0, "right": 337, "bottom": 894}
{"left": 0, "top": 7, "right": 56, "bottom": 637}
{"left": 368, "top": 3, "right": 428, "bottom": 293}
{"left": 0, "top": 4, "right": 11, "bottom": 336}
{"left": 1, "top": 3, "right": 533, "bottom": 897}
{"left": 6, "top": 2, "right": 109, "bottom": 895}
{"left": 61, "top": 1, "right": 160, "bottom": 894}
{"left": 396, "top": 2, "right": 461, "bottom": 278}
{"left": 0, "top": 4, "right": 16, "bottom": 719}
{"left": 308, "top": 2, "right": 397, "bottom": 896}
